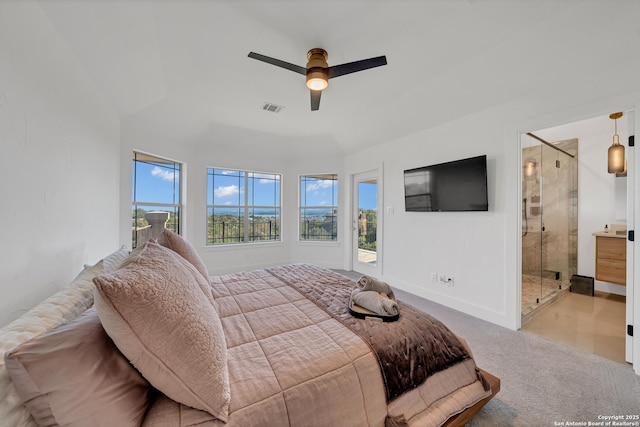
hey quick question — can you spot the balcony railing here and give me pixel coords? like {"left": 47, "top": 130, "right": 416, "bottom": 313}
{"left": 208, "top": 220, "right": 280, "bottom": 244}
{"left": 358, "top": 219, "right": 376, "bottom": 251}
{"left": 300, "top": 219, "right": 337, "bottom": 241}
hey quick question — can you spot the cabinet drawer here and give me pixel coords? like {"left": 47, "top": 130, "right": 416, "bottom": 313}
{"left": 595, "top": 258, "right": 626, "bottom": 285}
{"left": 596, "top": 237, "right": 626, "bottom": 260}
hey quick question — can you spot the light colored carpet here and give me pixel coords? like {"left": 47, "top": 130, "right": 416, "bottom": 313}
{"left": 333, "top": 270, "right": 640, "bottom": 426}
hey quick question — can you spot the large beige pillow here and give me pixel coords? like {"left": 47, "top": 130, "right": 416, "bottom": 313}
{"left": 93, "top": 241, "right": 230, "bottom": 421}
{"left": 4, "top": 307, "right": 150, "bottom": 427}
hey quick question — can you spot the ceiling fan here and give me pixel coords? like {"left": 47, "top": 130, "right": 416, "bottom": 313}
{"left": 248, "top": 48, "right": 387, "bottom": 111}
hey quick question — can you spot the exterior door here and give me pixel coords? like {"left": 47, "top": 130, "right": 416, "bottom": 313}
{"left": 352, "top": 170, "right": 381, "bottom": 277}
{"left": 627, "top": 109, "right": 636, "bottom": 366}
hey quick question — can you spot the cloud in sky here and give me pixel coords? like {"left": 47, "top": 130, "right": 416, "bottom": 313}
{"left": 151, "top": 166, "right": 177, "bottom": 182}
{"left": 252, "top": 173, "right": 278, "bottom": 185}
{"left": 214, "top": 184, "right": 239, "bottom": 198}
{"left": 306, "top": 180, "right": 334, "bottom": 192}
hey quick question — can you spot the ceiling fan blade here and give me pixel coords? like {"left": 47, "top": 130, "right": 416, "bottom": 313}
{"left": 248, "top": 52, "right": 306, "bottom": 75}
{"left": 310, "top": 90, "right": 321, "bottom": 111}
{"left": 327, "top": 55, "right": 387, "bottom": 79}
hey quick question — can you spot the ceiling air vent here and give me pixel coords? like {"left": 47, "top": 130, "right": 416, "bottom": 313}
{"left": 262, "top": 102, "right": 283, "bottom": 113}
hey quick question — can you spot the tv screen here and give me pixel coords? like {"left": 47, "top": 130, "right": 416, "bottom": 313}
{"left": 404, "top": 155, "right": 488, "bottom": 212}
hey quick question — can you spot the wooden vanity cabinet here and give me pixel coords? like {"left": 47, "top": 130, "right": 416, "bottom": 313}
{"left": 595, "top": 236, "right": 626, "bottom": 285}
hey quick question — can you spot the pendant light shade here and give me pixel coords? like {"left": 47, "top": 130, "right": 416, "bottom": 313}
{"left": 608, "top": 112, "right": 625, "bottom": 174}
{"left": 608, "top": 143, "right": 625, "bottom": 173}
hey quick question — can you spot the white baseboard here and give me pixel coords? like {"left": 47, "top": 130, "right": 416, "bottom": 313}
{"left": 594, "top": 280, "right": 626, "bottom": 296}
{"left": 382, "top": 274, "right": 513, "bottom": 330}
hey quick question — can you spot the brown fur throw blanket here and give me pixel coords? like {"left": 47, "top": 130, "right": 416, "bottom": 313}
{"left": 266, "top": 264, "right": 486, "bottom": 402}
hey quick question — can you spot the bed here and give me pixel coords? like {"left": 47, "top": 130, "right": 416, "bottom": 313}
{"left": 0, "top": 228, "right": 499, "bottom": 427}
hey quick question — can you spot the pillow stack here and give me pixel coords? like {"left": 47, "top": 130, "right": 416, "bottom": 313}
{"left": 94, "top": 239, "right": 230, "bottom": 421}
{"left": 4, "top": 230, "right": 229, "bottom": 426}
{"left": 4, "top": 307, "right": 150, "bottom": 427}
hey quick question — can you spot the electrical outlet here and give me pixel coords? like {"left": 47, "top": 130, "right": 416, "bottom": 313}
{"left": 430, "top": 272, "right": 437, "bottom": 282}
{"left": 439, "top": 274, "right": 454, "bottom": 287}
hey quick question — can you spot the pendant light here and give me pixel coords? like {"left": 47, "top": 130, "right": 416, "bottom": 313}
{"left": 608, "top": 112, "right": 624, "bottom": 174}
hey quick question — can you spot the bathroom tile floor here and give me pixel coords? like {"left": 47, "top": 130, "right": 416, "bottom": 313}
{"left": 521, "top": 273, "right": 567, "bottom": 321}
{"left": 522, "top": 291, "right": 627, "bottom": 364}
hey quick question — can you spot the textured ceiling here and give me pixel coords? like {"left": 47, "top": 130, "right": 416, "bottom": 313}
{"left": 36, "top": 0, "right": 640, "bottom": 154}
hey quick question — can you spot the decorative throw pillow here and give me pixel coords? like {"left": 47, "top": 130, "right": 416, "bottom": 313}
{"left": 160, "top": 228, "right": 216, "bottom": 307}
{"left": 93, "top": 241, "right": 230, "bottom": 422}
{"left": 4, "top": 307, "right": 150, "bottom": 427}
{"left": 161, "top": 228, "right": 210, "bottom": 282}
{"left": 102, "top": 245, "right": 130, "bottom": 273}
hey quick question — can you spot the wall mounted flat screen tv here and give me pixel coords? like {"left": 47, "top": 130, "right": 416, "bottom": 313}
{"left": 404, "top": 155, "right": 488, "bottom": 212}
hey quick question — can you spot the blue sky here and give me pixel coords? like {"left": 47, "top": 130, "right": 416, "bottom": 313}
{"left": 134, "top": 162, "right": 377, "bottom": 210}
{"left": 358, "top": 182, "right": 377, "bottom": 210}
{"left": 133, "top": 161, "right": 180, "bottom": 204}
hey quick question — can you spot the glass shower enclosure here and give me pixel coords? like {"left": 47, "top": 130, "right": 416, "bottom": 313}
{"left": 521, "top": 134, "right": 578, "bottom": 322}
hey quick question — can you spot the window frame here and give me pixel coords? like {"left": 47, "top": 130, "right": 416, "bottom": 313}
{"left": 298, "top": 173, "right": 339, "bottom": 242}
{"left": 206, "top": 167, "right": 282, "bottom": 246}
{"left": 132, "top": 151, "right": 183, "bottom": 249}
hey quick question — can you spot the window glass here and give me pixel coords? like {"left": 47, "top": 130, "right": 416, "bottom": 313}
{"left": 299, "top": 174, "right": 338, "bottom": 241}
{"left": 132, "top": 152, "right": 181, "bottom": 248}
{"left": 207, "top": 168, "right": 281, "bottom": 245}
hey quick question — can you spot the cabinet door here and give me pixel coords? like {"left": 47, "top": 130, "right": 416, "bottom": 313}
{"left": 597, "top": 237, "right": 626, "bottom": 259}
{"left": 596, "top": 258, "right": 626, "bottom": 284}
{"left": 595, "top": 237, "right": 626, "bottom": 285}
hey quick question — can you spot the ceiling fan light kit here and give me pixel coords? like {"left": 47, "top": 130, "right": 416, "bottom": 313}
{"left": 306, "top": 70, "right": 329, "bottom": 91}
{"left": 248, "top": 47, "right": 387, "bottom": 111}
{"left": 305, "top": 48, "right": 329, "bottom": 90}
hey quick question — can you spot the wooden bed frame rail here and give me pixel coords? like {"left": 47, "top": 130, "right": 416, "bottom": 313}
{"left": 444, "top": 369, "right": 500, "bottom": 426}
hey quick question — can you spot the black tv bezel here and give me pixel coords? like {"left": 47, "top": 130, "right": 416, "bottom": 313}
{"left": 403, "top": 154, "right": 489, "bottom": 212}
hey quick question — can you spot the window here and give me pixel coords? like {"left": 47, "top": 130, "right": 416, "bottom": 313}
{"left": 132, "top": 152, "right": 181, "bottom": 248}
{"left": 207, "top": 168, "right": 281, "bottom": 245}
{"left": 299, "top": 174, "right": 338, "bottom": 241}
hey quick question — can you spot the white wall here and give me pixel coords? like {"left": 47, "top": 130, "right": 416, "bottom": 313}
{"left": 346, "top": 91, "right": 640, "bottom": 330}
{"left": 534, "top": 115, "right": 628, "bottom": 295}
{"left": 346, "top": 111, "right": 509, "bottom": 326}
{"left": 120, "top": 118, "right": 346, "bottom": 275}
{"left": 5, "top": 1, "right": 639, "bottom": 335}
{"left": 0, "top": 2, "right": 120, "bottom": 327}
{"left": 287, "top": 156, "right": 346, "bottom": 270}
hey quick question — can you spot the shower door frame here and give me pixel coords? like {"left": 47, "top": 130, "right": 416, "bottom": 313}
{"left": 520, "top": 134, "right": 577, "bottom": 319}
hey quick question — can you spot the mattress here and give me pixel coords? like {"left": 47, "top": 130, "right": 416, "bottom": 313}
{"left": 0, "top": 261, "right": 491, "bottom": 427}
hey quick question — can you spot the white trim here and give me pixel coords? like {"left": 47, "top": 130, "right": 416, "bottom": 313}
{"left": 297, "top": 173, "right": 339, "bottom": 243}
{"left": 131, "top": 150, "right": 184, "bottom": 245}
{"left": 507, "top": 101, "right": 640, "bottom": 376}
{"left": 506, "top": 127, "right": 522, "bottom": 330}
{"left": 632, "top": 106, "right": 640, "bottom": 375}
{"left": 351, "top": 167, "right": 383, "bottom": 278}
{"left": 205, "top": 167, "right": 282, "bottom": 245}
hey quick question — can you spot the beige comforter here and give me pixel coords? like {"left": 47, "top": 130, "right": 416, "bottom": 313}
{"left": 143, "top": 264, "right": 490, "bottom": 427}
